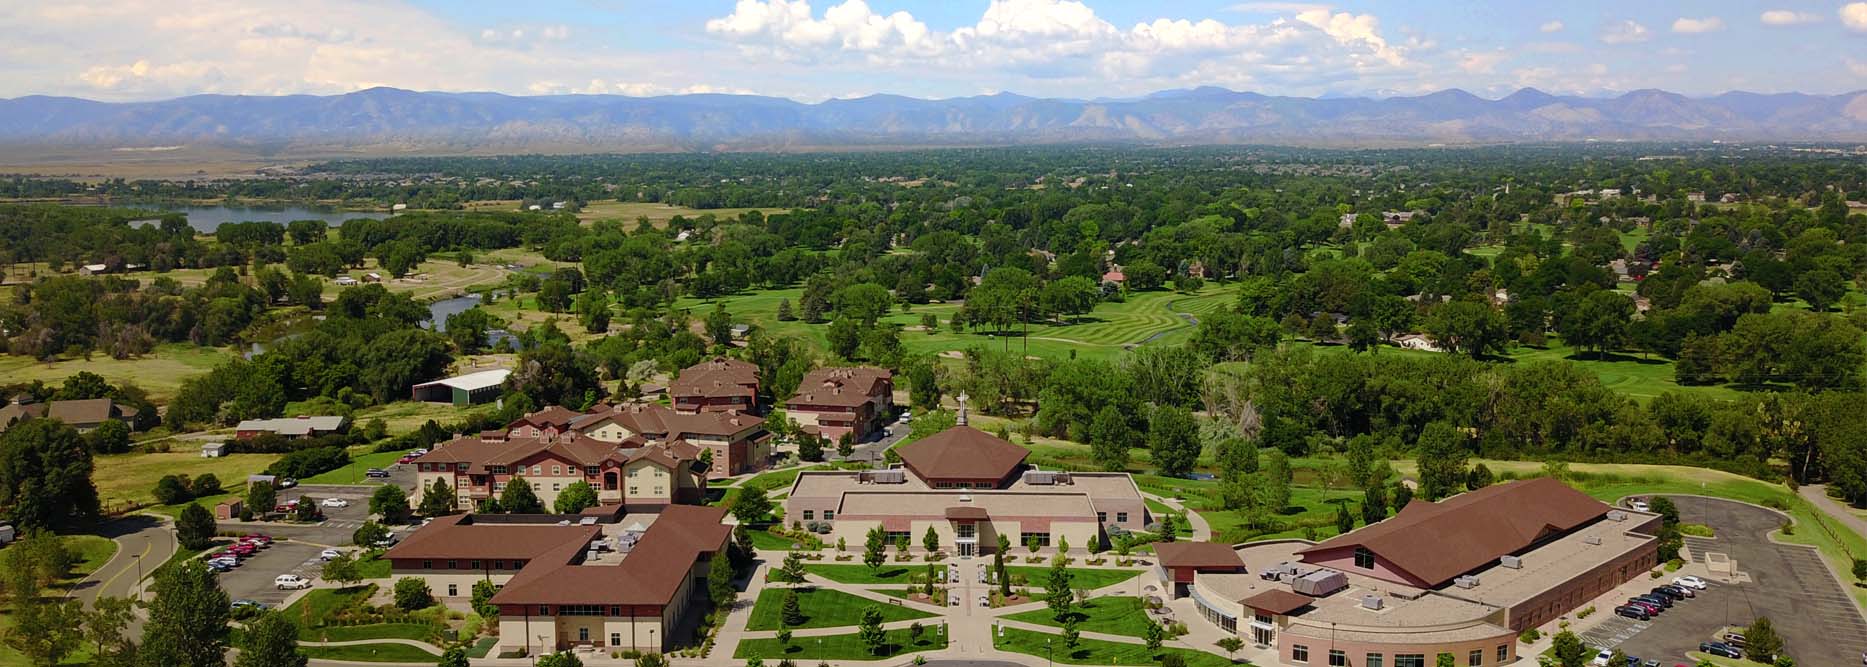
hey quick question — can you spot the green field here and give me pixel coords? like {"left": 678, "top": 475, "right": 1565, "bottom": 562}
{"left": 745, "top": 586, "right": 936, "bottom": 630}
{"left": 0, "top": 342, "right": 232, "bottom": 403}
{"left": 97, "top": 450, "right": 281, "bottom": 509}
{"left": 994, "top": 627, "right": 1234, "bottom": 667}
{"left": 734, "top": 626, "right": 947, "bottom": 661}
{"left": 801, "top": 564, "right": 917, "bottom": 584}
{"left": 1004, "top": 596, "right": 1153, "bottom": 637}
{"left": 300, "top": 448, "right": 405, "bottom": 485}
{"left": 1004, "top": 567, "right": 1144, "bottom": 591}
{"left": 301, "top": 643, "right": 440, "bottom": 662}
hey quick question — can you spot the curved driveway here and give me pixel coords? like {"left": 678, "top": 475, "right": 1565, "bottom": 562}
{"left": 68, "top": 514, "right": 175, "bottom": 606}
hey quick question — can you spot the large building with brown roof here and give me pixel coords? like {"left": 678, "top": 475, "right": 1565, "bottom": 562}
{"left": 1178, "top": 478, "right": 1662, "bottom": 667}
{"left": 783, "top": 422, "right": 1149, "bottom": 556}
{"left": 669, "top": 357, "right": 760, "bottom": 414}
{"left": 0, "top": 396, "right": 141, "bottom": 435}
{"left": 385, "top": 504, "right": 730, "bottom": 655}
{"left": 784, "top": 366, "right": 894, "bottom": 443}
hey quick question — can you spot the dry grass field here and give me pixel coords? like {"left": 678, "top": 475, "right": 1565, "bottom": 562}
{"left": 464, "top": 199, "right": 789, "bottom": 226}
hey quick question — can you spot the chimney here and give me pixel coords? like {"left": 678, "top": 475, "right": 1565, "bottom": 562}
{"left": 956, "top": 392, "right": 969, "bottom": 426}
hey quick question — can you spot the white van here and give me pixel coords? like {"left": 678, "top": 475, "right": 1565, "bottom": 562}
{"left": 275, "top": 574, "right": 313, "bottom": 590}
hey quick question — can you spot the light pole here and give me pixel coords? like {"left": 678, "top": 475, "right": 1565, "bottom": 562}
{"left": 1047, "top": 637, "right": 1053, "bottom": 667}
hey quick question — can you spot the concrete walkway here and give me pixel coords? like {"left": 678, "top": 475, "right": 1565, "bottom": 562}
{"left": 1141, "top": 492, "right": 1213, "bottom": 542}
{"left": 299, "top": 638, "right": 444, "bottom": 655}
{"left": 1799, "top": 484, "right": 1867, "bottom": 551}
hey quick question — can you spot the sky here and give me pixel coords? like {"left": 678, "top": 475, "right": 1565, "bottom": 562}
{"left": 2, "top": 1, "right": 1865, "bottom": 103}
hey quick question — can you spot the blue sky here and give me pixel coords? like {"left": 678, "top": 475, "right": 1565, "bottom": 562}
{"left": 2, "top": 1, "right": 1864, "bottom": 102}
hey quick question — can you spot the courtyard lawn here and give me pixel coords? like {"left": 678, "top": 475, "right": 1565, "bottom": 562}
{"left": 994, "top": 627, "right": 1236, "bottom": 667}
{"left": 734, "top": 626, "right": 947, "bottom": 661}
{"left": 96, "top": 450, "right": 281, "bottom": 509}
{"left": 745, "top": 586, "right": 935, "bottom": 631}
{"left": 801, "top": 563, "right": 917, "bottom": 584}
{"left": 301, "top": 643, "right": 441, "bottom": 663}
{"left": 1004, "top": 596, "right": 1152, "bottom": 637}
{"left": 1005, "top": 567, "right": 1143, "bottom": 590}
{"left": 61, "top": 535, "right": 119, "bottom": 584}
{"left": 300, "top": 448, "right": 405, "bottom": 485}
{"left": 347, "top": 399, "right": 499, "bottom": 435}
{"left": 0, "top": 342, "right": 232, "bottom": 403}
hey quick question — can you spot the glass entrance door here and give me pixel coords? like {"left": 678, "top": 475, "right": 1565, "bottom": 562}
{"left": 958, "top": 542, "right": 975, "bottom": 557}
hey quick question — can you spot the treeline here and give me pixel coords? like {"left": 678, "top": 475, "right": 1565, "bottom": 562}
{"left": 0, "top": 269, "right": 288, "bottom": 359}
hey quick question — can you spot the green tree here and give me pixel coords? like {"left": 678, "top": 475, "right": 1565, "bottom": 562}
{"left": 1423, "top": 300, "right": 1508, "bottom": 359}
{"left": 438, "top": 646, "right": 470, "bottom": 667}
{"left": 246, "top": 481, "right": 277, "bottom": 517}
{"left": 1087, "top": 405, "right": 1136, "bottom": 472}
{"left": 781, "top": 589, "right": 805, "bottom": 627}
{"left": 1795, "top": 269, "right": 1845, "bottom": 312}
{"left": 1189, "top": 311, "right": 1282, "bottom": 362}
{"left": 1549, "top": 630, "right": 1589, "bottom": 667}
{"left": 1362, "top": 483, "right": 1388, "bottom": 524}
{"left": 1062, "top": 615, "right": 1082, "bottom": 649}
{"left": 706, "top": 304, "right": 735, "bottom": 347}
{"left": 857, "top": 607, "right": 887, "bottom": 656}
{"left": 137, "top": 560, "right": 229, "bottom": 667}
{"left": 1263, "top": 450, "right": 1293, "bottom": 513}
{"left": 370, "top": 484, "right": 410, "bottom": 523}
{"left": 153, "top": 474, "right": 192, "bottom": 505}
{"left": 923, "top": 526, "right": 940, "bottom": 555}
{"left": 1415, "top": 421, "right": 1468, "bottom": 501}
{"left": 393, "top": 577, "right": 433, "bottom": 611}
{"left": 418, "top": 477, "right": 456, "bottom": 517}
{"left": 499, "top": 477, "right": 545, "bottom": 514}
{"left": 1466, "top": 463, "right": 1494, "bottom": 489}
{"left": 1044, "top": 560, "right": 1075, "bottom": 622}
{"left": 996, "top": 534, "right": 1012, "bottom": 596}
{"left": 1147, "top": 405, "right": 1200, "bottom": 477}
{"left": 1334, "top": 503, "right": 1355, "bottom": 534}
{"left": 351, "top": 521, "right": 389, "bottom": 549}
{"left": 471, "top": 579, "right": 500, "bottom": 620}
{"left": 778, "top": 551, "right": 808, "bottom": 584}
{"left": 82, "top": 595, "right": 138, "bottom": 667}
{"left": 320, "top": 553, "right": 363, "bottom": 587}
{"left": 176, "top": 503, "right": 217, "bottom": 551}
{"left": 233, "top": 612, "right": 306, "bottom": 667}
{"left": 797, "top": 432, "right": 825, "bottom": 462}
{"left": 536, "top": 652, "right": 584, "bottom": 667}
{"left": 731, "top": 487, "right": 773, "bottom": 525}
{"left": 293, "top": 495, "right": 318, "bottom": 522}
{"left": 1557, "top": 289, "right": 1635, "bottom": 358}
{"left": 709, "top": 550, "right": 737, "bottom": 608}
{"left": 0, "top": 420, "right": 100, "bottom": 531}
{"left": 1216, "top": 637, "right": 1243, "bottom": 659}
{"left": 1436, "top": 653, "right": 1456, "bottom": 667}
{"left": 1744, "top": 616, "right": 1783, "bottom": 662}
{"left": 5, "top": 599, "right": 81, "bottom": 667}
{"left": 1143, "top": 619, "right": 1164, "bottom": 652}
{"left": 553, "top": 481, "right": 599, "bottom": 514}
{"left": 864, "top": 526, "right": 887, "bottom": 571}
{"left": 86, "top": 419, "right": 133, "bottom": 454}
{"left": 576, "top": 289, "right": 612, "bottom": 334}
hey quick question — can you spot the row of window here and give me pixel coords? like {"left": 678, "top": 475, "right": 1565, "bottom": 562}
{"left": 418, "top": 559, "right": 527, "bottom": 570}
{"left": 1290, "top": 645, "right": 1507, "bottom": 666}
{"left": 798, "top": 510, "right": 836, "bottom": 521}
{"left": 1020, "top": 532, "right": 1050, "bottom": 547}
{"left": 425, "top": 463, "right": 608, "bottom": 476}
{"left": 931, "top": 481, "right": 994, "bottom": 489}
{"left": 1094, "top": 512, "right": 1131, "bottom": 523}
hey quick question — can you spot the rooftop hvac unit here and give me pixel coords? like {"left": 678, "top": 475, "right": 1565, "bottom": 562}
{"left": 1023, "top": 470, "right": 1058, "bottom": 485}
{"left": 1292, "top": 569, "right": 1348, "bottom": 597}
{"left": 1454, "top": 575, "right": 1480, "bottom": 589}
{"left": 1361, "top": 595, "right": 1385, "bottom": 610}
{"left": 1606, "top": 510, "right": 1628, "bottom": 522}
{"left": 859, "top": 469, "right": 906, "bottom": 484}
{"left": 1584, "top": 535, "right": 1602, "bottom": 546}
{"left": 1499, "top": 556, "right": 1523, "bottom": 569}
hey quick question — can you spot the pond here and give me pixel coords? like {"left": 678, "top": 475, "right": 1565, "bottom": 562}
{"left": 133, "top": 204, "right": 389, "bottom": 233}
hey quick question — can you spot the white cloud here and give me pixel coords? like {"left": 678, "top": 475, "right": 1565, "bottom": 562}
{"left": 1759, "top": 10, "right": 1820, "bottom": 26}
{"left": 1671, "top": 17, "right": 1724, "bottom": 33}
{"left": 1539, "top": 20, "right": 1563, "bottom": 33}
{"left": 1225, "top": 2, "right": 1329, "bottom": 14}
{"left": 1456, "top": 50, "right": 1507, "bottom": 74}
{"left": 1848, "top": 58, "right": 1867, "bottom": 77}
{"left": 1599, "top": 19, "right": 1651, "bottom": 44}
{"left": 1844, "top": 3, "right": 1867, "bottom": 32}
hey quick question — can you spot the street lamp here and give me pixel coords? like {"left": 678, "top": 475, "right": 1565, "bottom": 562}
{"left": 1047, "top": 637, "right": 1053, "bottom": 667}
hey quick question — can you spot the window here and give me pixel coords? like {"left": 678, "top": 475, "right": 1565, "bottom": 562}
{"left": 471, "top": 560, "right": 481, "bottom": 570}
{"left": 1292, "top": 644, "right": 1309, "bottom": 663}
{"left": 1469, "top": 649, "right": 1483, "bottom": 666}
{"left": 422, "top": 560, "right": 433, "bottom": 569}
{"left": 1354, "top": 547, "right": 1376, "bottom": 569}
{"left": 1366, "top": 654, "right": 1384, "bottom": 667}
{"left": 1097, "top": 512, "right": 1107, "bottom": 523}
{"left": 532, "top": 465, "right": 541, "bottom": 475}
{"left": 448, "top": 584, "right": 458, "bottom": 596}
{"left": 1116, "top": 512, "right": 1128, "bottom": 522}
{"left": 533, "top": 482, "right": 542, "bottom": 490}
{"left": 655, "top": 486, "right": 664, "bottom": 494}
{"left": 823, "top": 511, "right": 834, "bottom": 521}
{"left": 552, "top": 465, "right": 562, "bottom": 475}
{"left": 956, "top": 523, "right": 975, "bottom": 538}
{"left": 803, "top": 511, "right": 815, "bottom": 520}
{"left": 538, "top": 605, "right": 552, "bottom": 615}
{"left": 447, "top": 560, "right": 457, "bottom": 570}
{"left": 630, "top": 486, "right": 639, "bottom": 494}
{"left": 490, "top": 465, "right": 508, "bottom": 474}
{"left": 578, "top": 627, "right": 589, "bottom": 642}
{"left": 609, "top": 606, "right": 620, "bottom": 616}
{"left": 1395, "top": 655, "right": 1425, "bottom": 667}
{"left": 494, "top": 560, "right": 505, "bottom": 570}
{"left": 1496, "top": 646, "right": 1509, "bottom": 662}
{"left": 458, "top": 462, "right": 468, "bottom": 471}
{"left": 1329, "top": 649, "right": 1346, "bottom": 667}
{"left": 558, "top": 605, "right": 606, "bottom": 616}
{"left": 610, "top": 633, "right": 621, "bottom": 647}
{"left": 586, "top": 466, "right": 600, "bottom": 475}
{"left": 1020, "top": 532, "right": 1051, "bottom": 547}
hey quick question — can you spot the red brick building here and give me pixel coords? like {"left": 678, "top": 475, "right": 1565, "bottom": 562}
{"left": 784, "top": 367, "right": 893, "bottom": 443}
{"left": 670, "top": 357, "right": 760, "bottom": 414}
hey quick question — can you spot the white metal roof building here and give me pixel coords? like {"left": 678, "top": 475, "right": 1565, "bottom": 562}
{"left": 410, "top": 368, "right": 511, "bottom": 406}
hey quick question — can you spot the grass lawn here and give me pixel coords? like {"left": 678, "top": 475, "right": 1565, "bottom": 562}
{"left": 802, "top": 563, "right": 917, "bottom": 584}
{"left": 750, "top": 529, "right": 819, "bottom": 551}
{"left": 734, "top": 626, "right": 947, "bottom": 661}
{"left": 348, "top": 400, "right": 498, "bottom": 435}
{"left": 96, "top": 451, "right": 281, "bottom": 509}
{"left": 745, "top": 586, "right": 936, "bottom": 630}
{"left": 994, "top": 627, "right": 1235, "bottom": 667}
{"left": 355, "top": 552, "right": 392, "bottom": 579}
{"left": 1005, "top": 566, "right": 1143, "bottom": 590}
{"left": 61, "top": 534, "right": 119, "bottom": 582}
{"left": 300, "top": 448, "right": 404, "bottom": 485}
{"left": 301, "top": 643, "right": 440, "bottom": 662}
{"left": 1004, "top": 596, "right": 1152, "bottom": 637}
{"left": 0, "top": 342, "right": 232, "bottom": 402}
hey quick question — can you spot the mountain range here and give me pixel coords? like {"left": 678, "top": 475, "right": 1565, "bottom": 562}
{"left": 2, "top": 86, "right": 1866, "bottom": 150}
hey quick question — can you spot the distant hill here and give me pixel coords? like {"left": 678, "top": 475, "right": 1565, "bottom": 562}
{"left": 2, "top": 86, "right": 1865, "bottom": 150}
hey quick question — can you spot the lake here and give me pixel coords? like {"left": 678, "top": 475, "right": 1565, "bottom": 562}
{"left": 134, "top": 204, "right": 389, "bottom": 233}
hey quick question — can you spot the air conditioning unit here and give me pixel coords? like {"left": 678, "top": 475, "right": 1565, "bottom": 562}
{"left": 1499, "top": 555, "right": 1523, "bottom": 569}
{"left": 1454, "top": 575, "right": 1480, "bottom": 589}
{"left": 1606, "top": 510, "right": 1628, "bottom": 522}
{"left": 1584, "top": 536, "right": 1602, "bottom": 546}
{"left": 1361, "top": 595, "right": 1384, "bottom": 610}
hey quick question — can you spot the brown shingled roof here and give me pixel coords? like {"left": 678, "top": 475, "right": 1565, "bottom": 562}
{"left": 491, "top": 504, "right": 731, "bottom": 606}
{"left": 1298, "top": 477, "right": 1610, "bottom": 587}
{"left": 787, "top": 367, "right": 891, "bottom": 408}
{"left": 669, "top": 357, "right": 759, "bottom": 399}
{"left": 1154, "top": 541, "right": 1246, "bottom": 571}
{"left": 1242, "top": 589, "right": 1313, "bottom": 615}
{"left": 510, "top": 406, "right": 582, "bottom": 430}
{"left": 385, "top": 514, "right": 602, "bottom": 561}
{"left": 47, "top": 398, "right": 134, "bottom": 426}
{"left": 894, "top": 426, "right": 1028, "bottom": 481}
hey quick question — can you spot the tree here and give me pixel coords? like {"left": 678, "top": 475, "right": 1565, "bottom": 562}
{"left": 1423, "top": 300, "right": 1509, "bottom": 359}
{"left": 1143, "top": 619, "right": 1164, "bottom": 652}
{"left": 576, "top": 289, "right": 612, "bottom": 334}
{"left": 471, "top": 579, "right": 500, "bottom": 620}
{"left": 858, "top": 607, "right": 887, "bottom": 656}
{"left": 836, "top": 432, "right": 856, "bottom": 459}
{"left": 1436, "top": 654, "right": 1457, "bottom": 667}
{"left": 232, "top": 612, "right": 307, "bottom": 667}
{"left": 1044, "top": 560, "right": 1075, "bottom": 622}
{"left": 706, "top": 304, "right": 736, "bottom": 347}
{"left": 1062, "top": 615, "right": 1082, "bottom": 649}
{"left": 709, "top": 549, "right": 737, "bottom": 608}
{"left": 1087, "top": 405, "right": 1136, "bottom": 472}
{"left": 1466, "top": 463, "right": 1494, "bottom": 490}
{"left": 294, "top": 495, "right": 318, "bottom": 522}
{"left": 1189, "top": 311, "right": 1282, "bottom": 362}
{"left": 1263, "top": 450, "right": 1293, "bottom": 513}
{"left": 506, "top": 342, "right": 600, "bottom": 408}
{"left": 438, "top": 646, "right": 470, "bottom": 667}
{"left": 996, "top": 534, "right": 1012, "bottom": 596}
{"left": 554, "top": 481, "right": 599, "bottom": 514}
{"left": 86, "top": 419, "right": 132, "bottom": 454}
{"left": 370, "top": 484, "right": 410, "bottom": 523}
{"left": 1649, "top": 496, "right": 1680, "bottom": 526}
{"left": 923, "top": 526, "right": 940, "bottom": 555}
{"left": 781, "top": 589, "right": 805, "bottom": 626}
{"left": 246, "top": 481, "right": 277, "bottom": 518}
{"left": 1362, "top": 483, "right": 1388, "bottom": 525}
{"left": 176, "top": 503, "right": 217, "bottom": 551}
{"left": 864, "top": 526, "right": 887, "bottom": 571}
{"left": 1216, "top": 637, "right": 1243, "bottom": 660}
{"left": 418, "top": 477, "right": 456, "bottom": 517}
{"left": 1795, "top": 269, "right": 1845, "bottom": 312}
{"left": 1415, "top": 421, "right": 1468, "bottom": 501}
{"left": 6, "top": 598, "right": 81, "bottom": 667}
{"left": 82, "top": 595, "right": 138, "bottom": 667}
{"left": 1305, "top": 315, "right": 1339, "bottom": 343}
{"left": 1744, "top": 616, "right": 1783, "bottom": 662}
{"left": 154, "top": 475, "right": 192, "bottom": 505}
{"left": 1391, "top": 481, "right": 1414, "bottom": 511}
{"left": 1549, "top": 630, "right": 1589, "bottom": 667}
{"left": 1853, "top": 558, "right": 1867, "bottom": 584}
{"left": 776, "top": 627, "right": 793, "bottom": 649}
{"left": 138, "top": 560, "right": 230, "bottom": 667}
{"left": 797, "top": 433, "right": 825, "bottom": 462}
{"left": 320, "top": 553, "right": 363, "bottom": 587}
{"left": 351, "top": 521, "right": 388, "bottom": 549}
{"left": 393, "top": 577, "right": 433, "bottom": 611}
{"left": 778, "top": 551, "right": 808, "bottom": 584}
{"left": 1334, "top": 503, "right": 1355, "bottom": 534}
{"left": 731, "top": 487, "right": 773, "bottom": 525}
{"left": 1148, "top": 405, "right": 1200, "bottom": 477}
{"left": 1156, "top": 514, "right": 1178, "bottom": 542}
{"left": 1557, "top": 289, "right": 1635, "bottom": 358}
{"left": 0, "top": 419, "right": 100, "bottom": 531}
{"left": 499, "top": 476, "right": 545, "bottom": 514}
{"left": 776, "top": 299, "right": 795, "bottom": 321}
{"left": 536, "top": 652, "right": 585, "bottom": 667}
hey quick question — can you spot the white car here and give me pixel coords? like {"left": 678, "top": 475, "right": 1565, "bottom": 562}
{"left": 319, "top": 548, "right": 344, "bottom": 561}
{"left": 275, "top": 574, "right": 313, "bottom": 590}
{"left": 1673, "top": 575, "right": 1708, "bottom": 590}
{"left": 1628, "top": 499, "right": 1650, "bottom": 512}
{"left": 208, "top": 556, "right": 240, "bottom": 568}
{"left": 320, "top": 498, "right": 350, "bottom": 508}
{"left": 1591, "top": 649, "right": 1613, "bottom": 666}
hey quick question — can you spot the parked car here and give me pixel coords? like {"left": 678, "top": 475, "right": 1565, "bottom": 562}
{"left": 1722, "top": 633, "right": 1747, "bottom": 648}
{"left": 1628, "top": 499, "right": 1650, "bottom": 512}
{"left": 274, "top": 574, "right": 313, "bottom": 590}
{"left": 241, "top": 534, "right": 272, "bottom": 545}
{"left": 978, "top": 595, "right": 989, "bottom": 608}
{"left": 1633, "top": 593, "right": 1671, "bottom": 608}
{"left": 1592, "top": 649, "right": 1614, "bottom": 666}
{"left": 231, "top": 599, "right": 266, "bottom": 611}
{"left": 372, "top": 533, "right": 398, "bottom": 548}
{"left": 949, "top": 596, "right": 959, "bottom": 607}
{"left": 1699, "top": 642, "right": 1741, "bottom": 659}
{"left": 365, "top": 468, "right": 391, "bottom": 479}
{"left": 978, "top": 569, "right": 988, "bottom": 583}
{"left": 1651, "top": 586, "right": 1685, "bottom": 601}
{"left": 276, "top": 478, "right": 297, "bottom": 489}
{"left": 319, "top": 548, "right": 344, "bottom": 561}
{"left": 1614, "top": 605, "right": 1651, "bottom": 621}
{"left": 1673, "top": 575, "right": 1708, "bottom": 590}
{"left": 397, "top": 455, "right": 418, "bottom": 464}
{"left": 205, "top": 561, "right": 233, "bottom": 573}
{"left": 1640, "top": 660, "right": 1660, "bottom": 667}
{"left": 1625, "top": 600, "right": 1662, "bottom": 615}
{"left": 228, "top": 543, "right": 256, "bottom": 557}
{"left": 1658, "top": 584, "right": 1692, "bottom": 598}
{"left": 321, "top": 498, "right": 350, "bottom": 508}
{"left": 897, "top": 412, "right": 912, "bottom": 424}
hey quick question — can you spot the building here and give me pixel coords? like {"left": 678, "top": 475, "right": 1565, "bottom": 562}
{"left": 411, "top": 368, "right": 511, "bottom": 406}
{"left": 669, "top": 357, "right": 760, "bottom": 414}
{"left": 234, "top": 416, "right": 350, "bottom": 439}
{"left": 78, "top": 263, "right": 111, "bottom": 276}
{"left": 784, "top": 367, "right": 893, "bottom": 444}
{"left": 201, "top": 442, "right": 228, "bottom": 458}
{"left": 384, "top": 504, "right": 730, "bottom": 655}
{"left": 1181, "top": 478, "right": 1660, "bottom": 667}
{"left": 0, "top": 397, "right": 140, "bottom": 434}
{"left": 1154, "top": 541, "right": 1248, "bottom": 597}
{"left": 572, "top": 402, "right": 771, "bottom": 476}
{"left": 783, "top": 419, "right": 1149, "bottom": 556}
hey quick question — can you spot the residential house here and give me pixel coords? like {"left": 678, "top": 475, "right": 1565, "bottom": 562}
{"left": 233, "top": 415, "right": 350, "bottom": 439}
{"left": 784, "top": 367, "right": 894, "bottom": 444}
{"left": 669, "top": 357, "right": 760, "bottom": 414}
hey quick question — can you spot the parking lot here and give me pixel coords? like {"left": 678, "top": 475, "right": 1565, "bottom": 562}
{"left": 213, "top": 541, "right": 328, "bottom": 607}
{"left": 223, "top": 482, "right": 418, "bottom": 547}
{"left": 1603, "top": 496, "right": 1867, "bottom": 667}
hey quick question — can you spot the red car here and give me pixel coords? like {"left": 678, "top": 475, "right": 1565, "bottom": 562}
{"left": 228, "top": 543, "right": 256, "bottom": 556}
{"left": 396, "top": 455, "right": 417, "bottom": 464}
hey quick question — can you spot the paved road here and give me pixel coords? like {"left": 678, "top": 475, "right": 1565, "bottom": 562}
{"left": 1799, "top": 484, "right": 1867, "bottom": 554}
{"left": 838, "top": 420, "right": 910, "bottom": 467}
{"left": 68, "top": 515, "right": 174, "bottom": 606}
{"left": 218, "top": 542, "right": 329, "bottom": 608}
{"left": 1613, "top": 495, "right": 1867, "bottom": 667}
